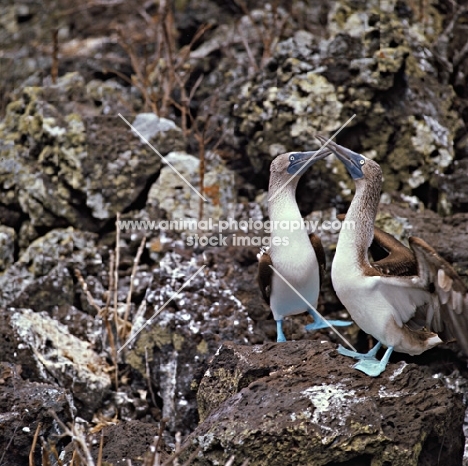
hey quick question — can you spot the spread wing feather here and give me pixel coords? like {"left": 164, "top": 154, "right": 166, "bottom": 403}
{"left": 337, "top": 213, "right": 417, "bottom": 276}
{"left": 371, "top": 227, "right": 417, "bottom": 276}
{"left": 365, "top": 274, "right": 430, "bottom": 328}
{"left": 368, "top": 236, "right": 468, "bottom": 354}
{"left": 409, "top": 236, "right": 468, "bottom": 354}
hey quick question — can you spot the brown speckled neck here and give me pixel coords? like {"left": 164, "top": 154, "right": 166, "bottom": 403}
{"left": 339, "top": 160, "right": 382, "bottom": 266}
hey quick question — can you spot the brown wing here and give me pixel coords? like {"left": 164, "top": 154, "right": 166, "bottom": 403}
{"left": 257, "top": 249, "right": 273, "bottom": 305}
{"left": 371, "top": 227, "right": 418, "bottom": 276}
{"left": 309, "top": 233, "right": 326, "bottom": 284}
{"left": 337, "top": 212, "right": 417, "bottom": 277}
{"left": 409, "top": 236, "right": 468, "bottom": 354}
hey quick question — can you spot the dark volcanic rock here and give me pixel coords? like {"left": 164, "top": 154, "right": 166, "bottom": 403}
{"left": 0, "top": 73, "right": 184, "bottom": 236}
{"left": 88, "top": 421, "right": 161, "bottom": 466}
{"left": 0, "top": 0, "right": 467, "bottom": 462}
{"left": 0, "top": 227, "right": 99, "bottom": 307}
{"left": 0, "top": 307, "right": 111, "bottom": 419}
{"left": 124, "top": 244, "right": 355, "bottom": 438}
{"left": 220, "top": 1, "right": 466, "bottom": 214}
{"left": 183, "top": 341, "right": 465, "bottom": 465}
{"left": 439, "top": 158, "right": 468, "bottom": 212}
{"left": 9, "top": 262, "right": 74, "bottom": 312}
{"left": 0, "top": 362, "right": 74, "bottom": 466}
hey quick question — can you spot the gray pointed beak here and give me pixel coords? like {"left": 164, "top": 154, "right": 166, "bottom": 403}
{"left": 315, "top": 135, "right": 366, "bottom": 180}
{"left": 286, "top": 148, "right": 332, "bottom": 175}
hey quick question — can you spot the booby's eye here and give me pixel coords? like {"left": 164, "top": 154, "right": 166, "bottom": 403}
{"left": 289, "top": 155, "right": 295, "bottom": 161}
{"left": 359, "top": 160, "right": 365, "bottom": 165}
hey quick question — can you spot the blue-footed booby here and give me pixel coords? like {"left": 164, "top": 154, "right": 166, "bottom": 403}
{"left": 311, "top": 135, "right": 468, "bottom": 376}
{"left": 258, "top": 149, "right": 352, "bottom": 342}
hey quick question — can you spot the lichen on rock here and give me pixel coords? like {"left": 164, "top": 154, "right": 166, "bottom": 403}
{"left": 183, "top": 341, "right": 465, "bottom": 465}
{"left": 0, "top": 73, "right": 185, "bottom": 236}
{"left": 5, "top": 307, "right": 111, "bottom": 418}
{"left": 147, "top": 150, "right": 237, "bottom": 223}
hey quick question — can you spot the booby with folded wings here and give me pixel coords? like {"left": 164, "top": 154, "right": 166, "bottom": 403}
{"left": 258, "top": 149, "right": 352, "bottom": 342}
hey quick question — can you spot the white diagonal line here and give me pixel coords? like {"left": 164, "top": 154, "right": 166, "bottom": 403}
{"left": 269, "top": 265, "right": 357, "bottom": 351}
{"left": 118, "top": 113, "right": 208, "bottom": 202}
{"left": 268, "top": 114, "right": 356, "bottom": 202}
{"left": 118, "top": 265, "right": 206, "bottom": 353}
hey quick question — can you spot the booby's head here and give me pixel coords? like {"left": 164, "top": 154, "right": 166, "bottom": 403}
{"left": 283, "top": 149, "right": 332, "bottom": 176}
{"left": 315, "top": 135, "right": 381, "bottom": 181}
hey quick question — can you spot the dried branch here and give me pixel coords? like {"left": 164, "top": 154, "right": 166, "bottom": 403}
{"left": 51, "top": 29, "right": 59, "bottom": 84}
{"left": 180, "top": 448, "right": 201, "bottom": 466}
{"left": 45, "top": 440, "right": 63, "bottom": 466}
{"left": 237, "top": 24, "right": 259, "bottom": 72}
{"left": 144, "top": 420, "right": 168, "bottom": 466}
{"left": 40, "top": 437, "right": 52, "bottom": 466}
{"left": 117, "top": 32, "right": 159, "bottom": 114}
{"left": 224, "top": 456, "right": 236, "bottom": 466}
{"left": 121, "top": 236, "right": 147, "bottom": 339}
{"left": 145, "top": 346, "right": 158, "bottom": 409}
{"left": 113, "top": 215, "right": 121, "bottom": 347}
{"left": 235, "top": 0, "right": 288, "bottom": 69}
{"left": 74, "top": 269, "right": 102, "bottom": 315}
{"left": 101, "top": 250, "right": 119, "bottom": 389}
{"left": 49, "top": 411, "right": 95, "bottom": 466}
{"left": 160, "top": 434, "right": 192, "bottom": 466}
{"left": 116, "top": 1, "right": 210, "bottom": 121}
{"left": 97, "top": 431, "right": 104, "bottom": 466}
{"left": 28, "top": 422, "right": 42, "bottom": 466}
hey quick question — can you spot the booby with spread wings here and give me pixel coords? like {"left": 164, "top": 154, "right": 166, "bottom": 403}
{"left": 258, "top": 149, "right": 351, "bottom": 342}
{"left": 302, "top": 136, "right": 468, "bottom": 376}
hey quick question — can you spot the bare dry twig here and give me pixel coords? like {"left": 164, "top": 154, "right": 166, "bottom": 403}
{"left": 235, "top": 0, "right": 289, "bottom": 69}
{"left": 29, "top": 422, "right": 42, "bottom": 466}
{"left": 116, "top": 1, "right": 211, "bottom": 119}
{"left": 121, "top": 236, "right": 147, "bottom": 339}
{"left": 49, "top": 411, "right": 95, "bottom": 466}
{"left": 51, "top": 29, "right": 59, "bottom": 84}
{"left": 77, "top": 248, "right": 119, "bottom": 390}
{"left": 74, "top": 269, "right": 102, "bottom": 315}
{"left": 145, "top": 346, "right": 158, "bottom": 409}
{"left": 97, "top": 432, "right": 104, "bottom": 466}
{"left": 113, "top": 213, "right": 121, "bottom": 347}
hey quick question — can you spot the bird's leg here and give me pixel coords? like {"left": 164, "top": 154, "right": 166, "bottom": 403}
{"left": 276, "top": 320, "right": 287, "bottom": 342}
{"left": 337, "top": 341, "right": 382, "bottom": 359}
{"left": 305, "top": 307, "right": 352, "bottom": 331}
{"left": 353, "top": 346, "right": 394, "bottom": 377}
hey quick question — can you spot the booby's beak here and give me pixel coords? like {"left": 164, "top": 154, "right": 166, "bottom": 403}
{"left": 286, "top": 148, "right": 332, "bottom": 175}
{"left": 315, "top": 135, "right": 367, "bottom": 180}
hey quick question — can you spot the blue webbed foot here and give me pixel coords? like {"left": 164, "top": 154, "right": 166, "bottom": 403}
{"left": 276, "top": 320, "right": 287, "bottom": 342}
{"left": 353, "top": 359, "right": 387, "bottom": 377}
{"left": 337, "top": 342, "right": 382, "bottom": 360}
{"left": 352, "top": 347, "right": 394, "bottom": 377}
{"left": 305, "top": 307, "right": 352, "bottom": 332}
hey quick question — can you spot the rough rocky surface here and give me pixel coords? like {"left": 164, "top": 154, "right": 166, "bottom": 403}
{"left": 0, "top": 362, "right": 75, "bottom": 466}
{"left": 0, "top": 74, "right": 185, "bottom": 236}
{"left": 87, "top": 421, "right": 162, "bottom": 466}
{"left": 0, "top": 227, "right": 99, "bottom": 307}
{"left": 0, "top": 0, "right": 467, "bottom": 463}
{"left": 0, "top": 225, "right": 15, "bottom": 272}
{"left": 213, "top": 0, "right": 468, "bottom": 214}
{"left": 184, "top": 341, "right": 465, "bottom": 465}
{"left": 0, "top": 307, "right": 111, "bottom": 419}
